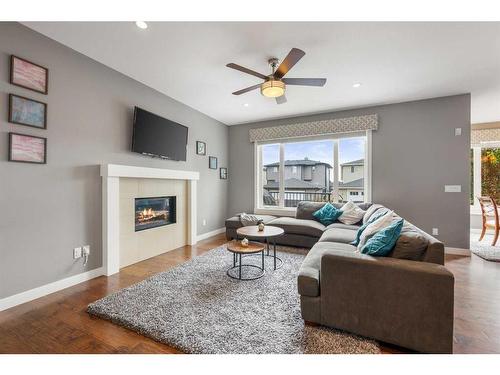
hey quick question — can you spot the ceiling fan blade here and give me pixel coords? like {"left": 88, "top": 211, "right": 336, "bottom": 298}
{"left": 274, "top": 48, "right": 306, "bottom": 79}
{"left": 276, "top": 95, "right": 287, "bottom": 104}
{"left": 232, "top": 84, "right": 261, "bottom": 95}
{"left": 282, "top": 78, "right": 326, "bottom": 87}
{"left": 226, "top": 63, "right": 268, "bottom": 80}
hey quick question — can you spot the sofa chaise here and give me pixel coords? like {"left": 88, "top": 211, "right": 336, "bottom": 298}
{"left": 225, "top": 201, "right": 454, "bottom": 353}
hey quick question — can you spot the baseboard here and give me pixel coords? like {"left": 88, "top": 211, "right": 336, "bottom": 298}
{"left": 197, "top": 227, "right": 225, "bottom": 242}
{"left": 0, "top": 267, "right": 105, "bottom": 312}
{"left": 445, "top": 247, "right": 471, "bottom": 256}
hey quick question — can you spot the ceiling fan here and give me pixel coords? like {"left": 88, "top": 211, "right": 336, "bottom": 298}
{"left": 226, "top": 48, "right": 326, "bottom": 104}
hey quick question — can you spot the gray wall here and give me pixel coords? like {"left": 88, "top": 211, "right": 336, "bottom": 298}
{"left": 229, "top": 94, "right": 471, "bottom": 248}
{"left": 0, "top": 23, "right": 228, "bottom": 298}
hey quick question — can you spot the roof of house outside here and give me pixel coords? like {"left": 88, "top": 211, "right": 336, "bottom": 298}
{"left": 264, "top": 159, "right": 332, "bottom": 168}
{"left": 338, "top": 178, "right": 364, "bottom": 189}
{"left": 264, "top": 177, "right": 324, "bottom": 190}
{"left": 340, "top": 158, "right": 364, "bottom": 166}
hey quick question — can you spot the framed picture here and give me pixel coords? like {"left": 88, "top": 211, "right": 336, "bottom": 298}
{"left": 220, "top": 167, "right": 228, "bottom": 179}
{"left": 8, "top": 132, "right": 47, "bottom": 164}
{"left": 10, "top": 55, "right": 49, "bottom": 94}
{"left": 209, "top": 156, "right": 218, "bottom": 170}
{"left": 9, "top": 94, "right": 47, "bottom": 129}
{"left": 196, "top": 141, "right": 206, "bottom": 155}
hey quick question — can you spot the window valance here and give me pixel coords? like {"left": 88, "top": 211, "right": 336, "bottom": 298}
{"left": 249, "top": 114, "right": 378, "bottom": 142}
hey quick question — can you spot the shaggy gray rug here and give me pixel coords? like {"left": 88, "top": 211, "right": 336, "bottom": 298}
{"left": 87, "top": 245, "right": 380, "bottom": 354}
{"left": 470, "top": 232, "right": 500, "bottom": 261}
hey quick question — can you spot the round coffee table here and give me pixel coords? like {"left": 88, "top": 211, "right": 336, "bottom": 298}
{"left": 236, "top": 225, "right": 285, "bottom": 270}
{"left": 226, "top": 240, "right": 266, "bottom": 281}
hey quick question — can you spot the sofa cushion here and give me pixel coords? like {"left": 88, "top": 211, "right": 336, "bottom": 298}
{"left": 296, "top": 201, "right": 327, "bottom": 220}
{"left": 225, "top": 215, "right": 277, "bottom": 229}
{"left": 267, "top": 217, "right": 325, "bottom": 238}
{"left": 388, "top": 225, "right": 429, "bottom": 261}
{"left": 325, "top": 222, "right": 361, "bottom": 231}
{"left": 298, "top": 242, "right": 357, "bottom": 297}
{"left": 312, "top": 202, "right": 343, "bottom": 226}
{"left": 319, "top": 228, "right": 357, "bottom": 244}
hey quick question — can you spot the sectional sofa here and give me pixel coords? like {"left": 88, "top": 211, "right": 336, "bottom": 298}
{"left": 225, "top": 201, "right": 455, "bottom": 353}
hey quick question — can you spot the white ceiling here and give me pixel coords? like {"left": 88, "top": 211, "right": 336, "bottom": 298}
{"left": 24, "top": 22, "right": 500, "bottom": 125}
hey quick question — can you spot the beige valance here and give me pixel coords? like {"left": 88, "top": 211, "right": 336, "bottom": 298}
{"left": 471, "top": 128, "right": 500, "bottom": 147}
{"left": 249, "top": 114, "right": 378, "bottom": 142}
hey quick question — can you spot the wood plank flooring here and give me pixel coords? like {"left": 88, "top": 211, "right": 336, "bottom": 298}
{"left": 1, "top": 233, "right": 499, "bottom": 354}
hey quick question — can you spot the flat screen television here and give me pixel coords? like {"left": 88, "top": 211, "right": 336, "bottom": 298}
{"left": 132, "top": 107, "right": 188, "bottom": 161}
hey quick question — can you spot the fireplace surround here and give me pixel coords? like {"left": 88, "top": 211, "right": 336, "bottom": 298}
{"left": 101, "top": 164, "right": 199, "bottom": 276}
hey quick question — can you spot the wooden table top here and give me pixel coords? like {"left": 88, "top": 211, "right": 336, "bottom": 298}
{"left": 236, "top": 225, "right": 284, "bottom": 238}
{"left": 226, "top": 240, "right": 265, "bottom": 254}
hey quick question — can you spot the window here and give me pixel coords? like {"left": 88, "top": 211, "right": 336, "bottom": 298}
{"left": 256, "top": 132, "right": 370, "bottom": 210}
{"left": 471, "top": 146, "right": 500, "bottom": 206}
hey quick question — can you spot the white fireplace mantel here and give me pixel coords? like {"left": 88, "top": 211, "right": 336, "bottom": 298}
{"left": 101, "top": 164, "right": 200, "bottom": 276}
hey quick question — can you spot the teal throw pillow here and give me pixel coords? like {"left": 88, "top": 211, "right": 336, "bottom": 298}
{"left": 312, "top": 203, "right": 343, "bottom": 226}
{"left": 360, "top": 219, "right": 404, "bottom": 256}
{"left": 351, "top": 210, "right": 387, "bottom": 246}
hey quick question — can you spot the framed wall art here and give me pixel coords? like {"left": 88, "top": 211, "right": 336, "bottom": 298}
{"left": 196, "top": 141, "right": 206, "bottom": 155}
{"left": 9, "top": 94, "right": 47, "bottom": 129}
{"left": 8, "top": 132, "right": 47, "bottom": 164}
{"left": 10, "top": 55, "right": 49, "bottom": 94}
{"left": 209, "top": 156, "right": 217, "bottom": 170}
{"left": 220, "top": 167, "right": 227, "bottom": 179}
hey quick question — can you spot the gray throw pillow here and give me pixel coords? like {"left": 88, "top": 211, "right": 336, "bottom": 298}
{"left": 388, "top": 228, "right": 429, "bottom": 261}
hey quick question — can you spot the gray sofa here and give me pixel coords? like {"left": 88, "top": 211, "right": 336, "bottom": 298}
{"left": 225, "top": 202, "right": 454, "bottom": 353}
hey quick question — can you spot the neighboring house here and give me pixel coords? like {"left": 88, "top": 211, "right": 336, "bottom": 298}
{"left": 263, "top": 158, "right": 365, "bottom": 205}
{"left": 338, "top": 159, "right": 364, "bottom": 202}
{"left": 263, "top": 158, "right": 332, "bottom": 206}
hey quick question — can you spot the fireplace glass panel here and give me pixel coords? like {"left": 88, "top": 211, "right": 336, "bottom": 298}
{"left": 135, "top": 196, "right": 176, "bottom": 232}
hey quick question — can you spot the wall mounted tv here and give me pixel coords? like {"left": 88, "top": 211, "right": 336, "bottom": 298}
{"left": 132, "top": 107, "right": 188, "bottom": 161}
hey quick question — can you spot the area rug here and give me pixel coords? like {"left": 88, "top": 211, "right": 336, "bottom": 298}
{"left": 470, "top": 232, "right": 500, "bottom": 261}
{"left": 87, "top": 245, "right": 380, "bottom": 354}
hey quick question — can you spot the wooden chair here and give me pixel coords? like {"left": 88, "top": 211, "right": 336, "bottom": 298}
{"left": 477, "top": 196, "right": 500, "bottom": 246}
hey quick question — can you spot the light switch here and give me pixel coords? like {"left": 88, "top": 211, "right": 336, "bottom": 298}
{"left": 455, "top": 128, "right": 462, "bottom": 136}
{"left": 444, "top": 185, "right": 461, "bottom": 192}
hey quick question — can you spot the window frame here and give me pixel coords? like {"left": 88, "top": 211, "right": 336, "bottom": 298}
{"left": 254, "top": 131, "right": 372, "bottom": 215}
{"left": 471, "top": 144, "right": 500, "bottom": 213}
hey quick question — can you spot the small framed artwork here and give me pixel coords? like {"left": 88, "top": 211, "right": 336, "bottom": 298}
{"left": 10, "top": 55, "right": 49, "bottom": 94}
{"left": 196, "top": 141, "right": 206, "bottom": 155}
{"left": 209, "top": 156, "right": 218, "bottom": 170}
{"left": 8, "top": 132, "right": 47, "bottom": 164}
{"left": 9, "top": 94, "right": 47, "bottom": 129}
{"left": 220, "top": 167, "right": 228, "bottom": 179}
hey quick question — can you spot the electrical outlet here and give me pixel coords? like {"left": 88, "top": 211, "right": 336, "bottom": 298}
{"left": 455, "top": 127, "right": 462, "bottom": 136}
{"left": 83, "top": 245, "right": 90, "bottom": 256}
{"left": 73, "top": 247, "right": 82, "bottom": 259}
{"left": 202, "top": 219, "right": 207, "bottom": 226}
{"left": 432, "top": 228, "right": 439, "bottom": 236}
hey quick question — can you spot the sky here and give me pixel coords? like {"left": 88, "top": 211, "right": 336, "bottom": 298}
{"left": 262, "top": 137, "right": 365, "bottom": 166}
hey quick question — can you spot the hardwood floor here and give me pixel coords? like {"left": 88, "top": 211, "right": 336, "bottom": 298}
{"left": 1, "top": 234, "right": 499, "bottom": 354}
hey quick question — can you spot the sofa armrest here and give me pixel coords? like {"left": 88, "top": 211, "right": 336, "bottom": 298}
{"left": 320, "top": 251, "right": 454, "bottom": 353}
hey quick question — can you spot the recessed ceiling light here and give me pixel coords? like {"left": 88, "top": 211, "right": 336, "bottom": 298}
{"left": 352, "top": 83, "right": 362, "bottom": 88}
{"left": 243, "top": 103, "right": 249, "bottom": 107}
{"left": 135, "top": 21, "right": 148, "bottom": 29}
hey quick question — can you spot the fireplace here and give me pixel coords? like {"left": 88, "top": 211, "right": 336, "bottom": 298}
{"left": 135, "top": 196, "right": 176, "bottom": 232}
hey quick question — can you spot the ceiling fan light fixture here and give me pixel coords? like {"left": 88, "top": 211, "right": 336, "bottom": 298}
{"left": 261, "top": 79, "right": 285, "bottom": 98}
